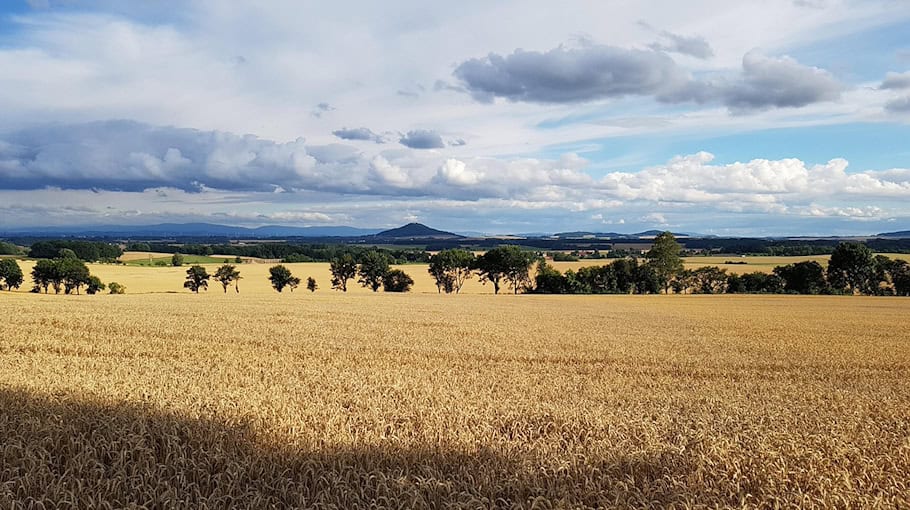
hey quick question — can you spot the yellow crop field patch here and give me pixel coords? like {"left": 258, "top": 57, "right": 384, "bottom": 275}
{"left": 0, "top": 291, "right": 908, "bottom": 507}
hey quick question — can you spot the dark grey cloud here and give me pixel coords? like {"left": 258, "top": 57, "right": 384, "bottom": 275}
{"left": 885, "top": 96, "right": 910, "bottom": 113}
{"left": 453, "top": 44, "right": 840, "bottom": 111}
{"left": 332, "top": 127, "right": 385, "bottom": 143}
{"left": 718, "top": 50, "right": 841, "bottom": 110}
{"left": 880, "top": 71, "right": 910, "bottom": 90}
{"left": 399, "top": 130, "right": 445, "bottom": 149}
{"left": 649, "top": 32, "right": 714, "bottom": 59}
{"left": 453, "top": 44, "right": 690, "bottom": 104}
{"left": 0, "top": 120, "right": 370, "bottom": 193}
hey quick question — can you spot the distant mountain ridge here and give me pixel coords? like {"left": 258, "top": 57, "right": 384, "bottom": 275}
{"left": 374, "top": 223, "right": 461, "bottom": 239}
{"left": 878, "top": 230, "right": 910, "bottom": 238}
{"left": 0, "top": 222, "right": 381, "bottom": 238}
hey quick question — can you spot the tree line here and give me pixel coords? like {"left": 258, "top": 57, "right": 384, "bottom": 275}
{"left": 530, "top": 234, "right": 910, "bottom": 296}
{"left": 179, "top": 252, "right": 416, "bottom": 294}
{"left": 28, "top": 240, "right": 122, "bottom": 262}
{"left": 6, "top": 249, "right": 122, "bottom": 294}
{"left": 126, "top": 242, "right": 430, "bottom": 264}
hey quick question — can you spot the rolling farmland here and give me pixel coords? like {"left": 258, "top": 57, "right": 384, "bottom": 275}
{"left": 1, "top": 290, "right": 909, "bottom": 507}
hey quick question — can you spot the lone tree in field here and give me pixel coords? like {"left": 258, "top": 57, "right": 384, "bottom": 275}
{"left": 827, "top": 242, "right": 874, "bottom": 294}
{"left": 358, "top": 250, "right": 390, "bottom": 292}
{"left": 383, "top": 269, "right": 414, "bottom": 292}
{"left": 183, "top": 265, "right": 210, "bottom": 293}
{"left": 646, "top": 232, "right": 684, "bottom": 294}
{"left": 214, "top": 264, "right": 241, "bottom": 293}
{"left": 85, "top": 276, "right": 106, "bottom": 295}
{"left": 306, "top": 277, "right": 318, "bottom": 292}
{"left": 268, "top": 264, "right": 300, "bottom": 292}
{"left": 428, "top": 249, "right": 474, "bottom": 294}
{"left": 59, "top": 257, "right": 91, "bottom": 294}
{"left": 171, "top": 253, "right": 184, "bottom": 267}
{"left": 475, "top": 245, "right": 534, "bottom": 294}
{"left": 0, "top": 259, "right": 24, "bottom": 291}
{"left": 108, "top": 282, "right": 126, "bottom": 294}
{"left": 330, "top": 254, "right": 357, "bottom": 292}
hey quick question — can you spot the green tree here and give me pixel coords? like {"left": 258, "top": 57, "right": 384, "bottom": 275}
{"left": 172, "top": 253, "right": 184, "bottom": 267}
{"left": 59, "top": 257, "right": 91, "bottom": 294}
{"left": 610, "top": 259, "right": 636, "bottom": 294}
{"left": 774, "top": 261, "right": 827, "bottom": 294}
{"left": 382, "top": 269, "right": 414, "bottom": 292}
{"left": 727, "top": 272, "right": 782, "bottom": 294}
{"left": 31, "top": 259, "right": 63, "bottom": 294}
{"left": 427, "top": 249, "right": 475, "bottom": 294}
{"left": 0, "top": 259, "right": 24, "bottom": 291}
{"left": 427, "top": 254, "right": 454, "bottom": 293}
{"left": 690, "top": 266, "right": 728, "bottom": 294}
{"left": 358, "top": 251, "right": 391, "bottom": 292}
{"left": 474, "top": 245, "right": 533, "bottom": 294}
{"left": 108, "top": 282, "right": 126, "bottom": 294}
{"left": 330, "top": 254, "right": 357, "bottom": 292}
{"left": 827, "top": 242, "right": 874, "bottom": 294}
{"left": 306, "top": 277, "right": 318, "bottom": 292}
{"left": 214, "top": 264, "right": 241, "bottom": 293}
{"left": 633, "top": 263, "right": 662, "bottom": 294}
{"left": 646, "top": 232, "right": 684, "bottom": 294}
{"left": 268, "top": 264, "right": 300, "bottom": 292}
{"left": 86, "top": 276, "right": 106, "bottom": 295}
{"left": 503, "top": 249, "right": 534, "bottom": 294}
{"left": 183, "top": 265, "right": 210, "bottom": 293}
{"left": 58, "top": 248, "right": 79, "bottom": 260}
{"left": 0, "top": 241, "right": 22, "bottom": 255}
{"left": 574, "top": 265, "right": 609, "bottom": 293}
{"left": 534, "top": 260, "right": 567, "bottom": 294}
{"left": 891, "top": 260, "right": 910, "bottom": 296}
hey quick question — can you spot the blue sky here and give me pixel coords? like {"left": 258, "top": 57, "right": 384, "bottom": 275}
{"left": 0, "top": 0, "right": 909, "bottom": 235}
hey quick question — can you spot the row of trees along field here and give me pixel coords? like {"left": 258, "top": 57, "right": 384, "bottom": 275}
{"left": 0, "top": 249, "right": 124, "bottom": 294}
{"left": 178, "top": 253, "right": 416, "bottom": 294}
{"left": 27, "top": 240, "right": 123, "bottom": 262}
{"left": 532, "top": 233, "right": 910, "bottom": 296}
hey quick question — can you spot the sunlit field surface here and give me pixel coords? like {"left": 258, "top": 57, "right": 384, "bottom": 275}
{"left": 1, "top": 291, "right": 908, "bottom": 508}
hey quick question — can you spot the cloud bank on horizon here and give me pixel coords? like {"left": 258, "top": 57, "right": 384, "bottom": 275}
{"left": 0, "top": 0, "right": 908, "bottom": 235}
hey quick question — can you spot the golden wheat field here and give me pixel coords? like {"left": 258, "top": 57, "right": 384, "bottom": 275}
{"left": 1, "top": 290, "right": 909, "bottom": 508}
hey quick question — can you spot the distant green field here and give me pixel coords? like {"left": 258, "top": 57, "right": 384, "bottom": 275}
{"left": 124, "top": 254, "right": 237, "bottom": 267}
